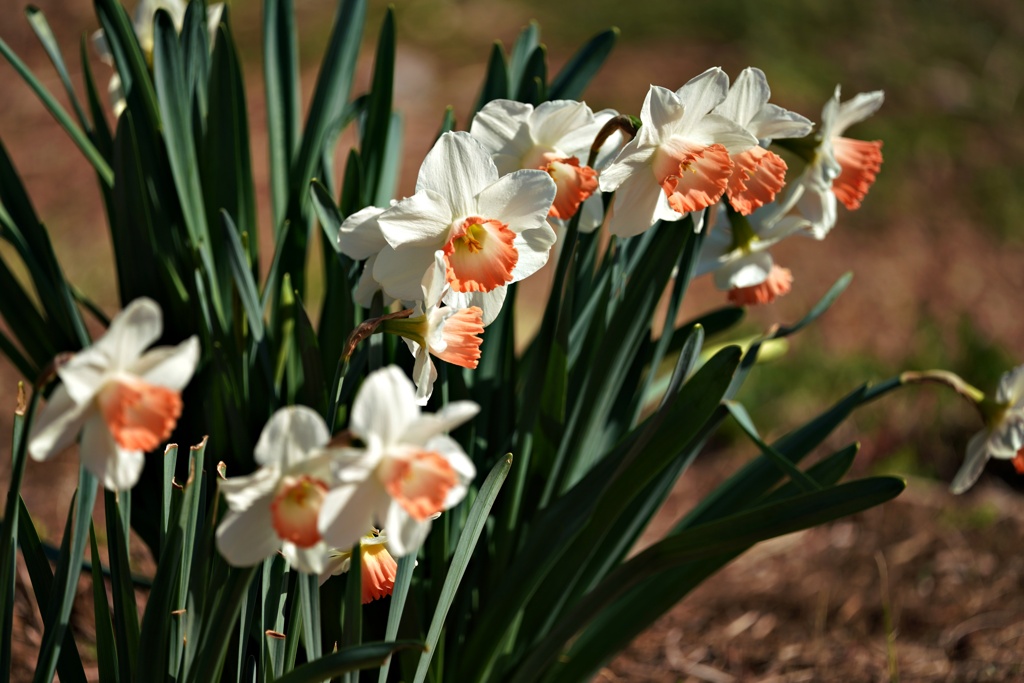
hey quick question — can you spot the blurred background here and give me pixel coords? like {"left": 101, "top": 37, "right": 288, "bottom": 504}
{"left": 2, "top": 0, "right": 1024, "bottom": 680}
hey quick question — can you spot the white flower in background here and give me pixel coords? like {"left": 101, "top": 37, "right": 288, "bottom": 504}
{"left": 317, "top": 366, "right": 478, "bottom": 557}
{"left": 951, "top": 365, "right": 1024, "bottom": 494}
{"left": 319, "top": 529, "right": 398, "bottom": 604}
{"left": 697, "top": 195, "right": 809, "bottom": 306}
{"left": 28, "top": 298, "right": 200, "bottom": 491}
{"left": 599, "top": 68, "right": 758, "bottom": 238}
{"left": 216, "top": 406, "right": 336, "bottom": 574}
{"left": 471, "top": 99, "right": 608, "bottom": 221}
{"left": 92, "top": 0, "right": 225, "bottom": 116}
{"left": 713, "top": 67, "right": 813, "bottom": 215}
{"left": 372, "top": 132, "right": 556, "bottom": 325}
{"left": 788, "top": 87, "right": 885, "bottom": 239}
{"left": 383, "top": 251, "right": 484, "bottom": 404}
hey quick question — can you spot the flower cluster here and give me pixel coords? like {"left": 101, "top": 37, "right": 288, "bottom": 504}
{"left": 215, "top": 365, "right": 478, "bottom": 582}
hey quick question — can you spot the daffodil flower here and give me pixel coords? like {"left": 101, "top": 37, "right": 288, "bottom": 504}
{"left": 470, "top": 99, "right": 615, "bottom": 223}
{"left": 599, "top": 68, "right": 758, "bottom": 238}
{"left": 697, "top": 194, "right": 809, "bottom": 305}
{"left": 712, "top": 67, "right": 813, "bottom": 215}
{"left": 319, "top": 529, "right": 398, "bottom": 604}
{"left": 216, "top": 406, "right": 336, "bottom": 574}
{"left": 383, "top": 252, "right": 484, "bottom": 404}
{"left": 951, "top": 365, "right": 1024, "bottom": 494}
{"left": 372, "top": 131, "right": 556, "bottom": 325}
{"left": 787, "top": 87, "right": 884, "bottom": 239}
{"left": 317, "top": 366, "right": 478, "bottom": 557}
{"left": 28, "top": 298, "right": 200, "bottom": 491}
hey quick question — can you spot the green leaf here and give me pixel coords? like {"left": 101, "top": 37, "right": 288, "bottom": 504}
{"left": 360, "top": 8, "right": 395, "bottom": 205}
{"left": 548, "top": 27, "right": 618, "bottom": 101}
{"left": 472, "top": 42, "right": 510, "bottom": 115}
{"left": 508, "top": 21, "right": 539, "bottom": 93}
{"left": 298, "top": 572, "right": 322, "bottom": 662}
{"left": 25, "top": 7, "right": 91, "bottom": 132}
{"left": 206, "top": 23, "right": 258, "bottom": 270}
{"left": 88, "top": 525, "right": 119, "bottom": 682}
{"left": 776, "top": 271, "right": 853, "bottom": 339}
{"left": 263, "top": 0, "right": 301, "bottom": 232}
{"left": 724, "top": 401, "right": 821, "bottom": 493}
{"left": 309, "top": 180, "right": 342, "bottom": 247}
{"left": 33, "top": 468, "right": 98, "bottom": 683}
{"left": 187, "top": 565, "right": 258, "bottom": 683}
{"left": 79, "top": 36, "right": 113, "bottom": 158}
{"left": 136, "top": 518, "right": 183, "bottom": 681}
{"left": 515, "top": 45, "right": 547, "bottom": 105}
{"left": 274, "top": 641, "right": 425, "bottom": 683}
{"left": 342, "top": 542, "right": 362, "bottom": 677}
{"left": 518, "top": 476, "right": 906, "bottom": 682}
{"left": 413, "top": 454, "right": 513, "bottom": 683}
{"left": 376, "top": 554, "right": 416, "bottom": 683}
{"left": 0, "top": 37, "right": 112, "bottom": 185}
{"left": 104, "top": 490, "right": 139, "bottom": 682}
{"left": 221, "top": 211, "right": 266, "bottom": 342}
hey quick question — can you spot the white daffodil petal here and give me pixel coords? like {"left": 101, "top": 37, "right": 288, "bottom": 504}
{"left": 416, "top": 132, "right": 498, "bottom": 215}
{"left": 470, "top": 99, "right": 534, "bottom": 158}
{"left": 373, "top": 244, "right": 440, "bottom": 303}
{"left": 408, "top": 339, "right": 437, "bottom": 406}
{"left": 132, "top": 336, "right": 200, "bottom": 391}
{"left": 509, "top": 224, "right": 557, "bottom": 282}
{"left": 606, "top": 172, "right": 672, "bottom": 238}
{"left": 350, "top": 366, "right": 420, "bottom": 449}
{"left": 748, "top": 103, "right": 814, "bottom": 141}
{"left": 474, "top": 169, "right": 556, "bottom": 235}
{"left": 834, "top": 90, "right": 885, "bottom": 134}
{"left": 641, "top": 85, "right": 686, "bottom": 135}
{"left": 219, "top": 466, "right": 281, "bottom": 510}
{"left": 80, "top": 416, "right": 145, "bottom": 491}
{"left": 92, "top": 297, "right": 164, "bottom": 371}
{"left": 378, "top": 190, "right": 453, "bottom": 250}
{"left": 254, "top": 406, "right": 331, "bottom": 468}
{"left": 996, "top": 365, "right": 1024, "bottom": 406}
{"left": 338, "top": 205, "right": 388, "bottom": 259}
{"left": 950, "top": 430, "right": 991, "bottom": 494}
{"left": 443, "top": 287, "right": 507, "bottom": 327}
{"left": 713, "top": 251, "right": 774, "bottom": 290}
{"left": 354, "top": 255, "right": 385, "bottom": 308}
{"left": 216, "top": 503, "right": 282, "bottom": 567}
{"left": 716, "top": 67, "right": 769, "bottom": 126}
{"left": 318, "top": 483, "right": 382, "bottom": 550}
{"left": 675, "top": 67, "right": 730, "bottom": 132}
{"left": 528, "top": 99, "right": 595, "bottom": 150}
{"left": 28, "top": 385, "right": 92, "bottom": 462}
{"left": 282, "top": 542, "right": 328, "bottom": 575}
{"left": 401, "top": 401, "right": 480, "bottom": 445}
{"left": 384, "top": 502, "right": 431, "bottom": 558}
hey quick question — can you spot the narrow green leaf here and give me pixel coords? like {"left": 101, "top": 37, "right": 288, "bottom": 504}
{"left": 0, "top": 37, "right": 112, "bottom": 185}
{"left": 724, "top": 401, "right": 821, "bottom": 493}
{"left": 472, "top": 42, "right": 510, "bottom": 115}
{"left": 263, "top": 0, "right": 301, "bottom": 230}
{"left": 274, "top": 641, "right": 425, "bottom": 683}
{"left": 25, "top": 7, "right": 91, "bottom": 131}
{"left": 377, "top": 554, "right": 416, "bottom": 683}
{"left": 508, "top": 21, "right": 539, "bottom": 92}
{"left": 88, "top": 525, "right": 119, "bottom": 682}
{"left": 776, "top": 271, "right": 853, "bottom": 339}
{"left": 309, "top": 180, "right": 342, "bottom": 247}
{"left": 360, "top": 8, "right": 395, "bottom": 205}
{"left": 221, "top": 211, "right": 266, "bottom": 341}
{"left": 515, "top": 46, "right": 547, "bottom": 105}
{"left": 342, "top": 542, "right": 363, "bottom": 682}
{"left": 93, "top": 0, "right": 160, "bottom": 127}
{"left": 136, "top": 520, "right": 183, "bottom": 681}
{"left": 413, "top": 454, "right": 513, "bottom": 683}
{"left": 79, "top": 36, "right": 113, "bottom": 158}
{"left": 104, "top": 490, "right": 139, "bottom": 682}
{"left": 516, "top": 476, "right": 906, "bottom": 682}
{"left": 548, "top": 27, "right": 618, "bottom": 101}
{"left": 33, "top": 468, "right": 98, "bottom": 683}
{"left": 298, "top": 572, "right": 322, "bottom": 662}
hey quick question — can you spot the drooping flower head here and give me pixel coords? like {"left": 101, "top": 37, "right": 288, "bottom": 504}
{"left": 599, "top": 68, "right": 758, "bottom": 238}
{"left": 696, "top": 194, "right": 809, "bottom": 306}
{"left": 382, "top": 251, "right": 484, "bottom": 404}
{"left": 712, "top": 67, "right": 813, "bottom": 215}
{"left": 216, "top": 406, "right": 336, "bottom": 574}
{"left": 28, "top": 298, "right": 200, "bottom": 491}
{"left": 317, "top": 366, "right": 478, "bottom": 557}
{"left": 951, "top": 365, "right": 1024, "bottom": 494}
{"left": 319, "top": 529, "right": 398, "bottom": 604}
{"left": 372, "top": 132, "right": 557, "bottom": 325}
{"left": 787, "top": 87, "right": 885, "bottom": 239}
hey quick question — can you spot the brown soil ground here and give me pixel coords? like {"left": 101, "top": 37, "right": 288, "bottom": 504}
{"left": 2, "top": 2, "right": 1024, "bottom": 681}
